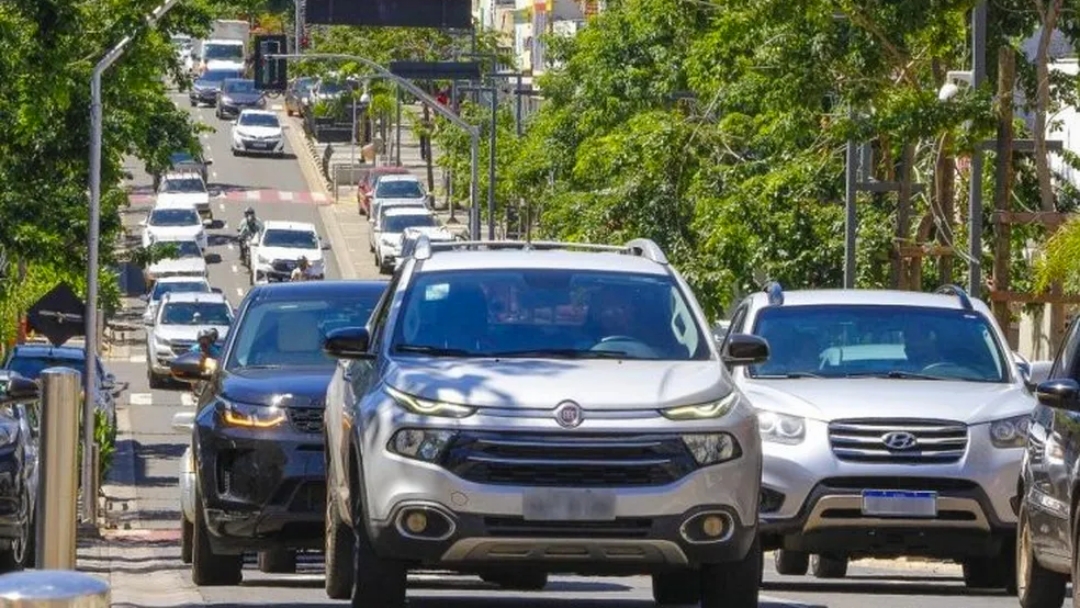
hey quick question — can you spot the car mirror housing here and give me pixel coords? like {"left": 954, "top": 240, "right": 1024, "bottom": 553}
{"left": 1036, "top": 379, "right": 1080, "bottom": 411}
{"left": 721, "top": 334, "right": 770, "bottom": 366}
{"left": 170, "top": 351, "right": 213, "bottom": 382}
{"left": 0, "top": 374, "right": 40, "bottom": 405}
{"left": 171, "top": 411, "right": 196, "bottom": 434}
{"left": 323, "top": 326, "right": 374, "bottom": 360}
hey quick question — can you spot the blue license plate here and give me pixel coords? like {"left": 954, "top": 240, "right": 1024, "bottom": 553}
{"left": 861, "top": 490, "right": 937, "bottom": 518}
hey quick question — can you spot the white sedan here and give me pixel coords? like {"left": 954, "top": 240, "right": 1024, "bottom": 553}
{"left": 231, "top": 109, "right": 284, "bottom": 156}
{"left": 141, "top": 203, "right": 208, "bottom": 251}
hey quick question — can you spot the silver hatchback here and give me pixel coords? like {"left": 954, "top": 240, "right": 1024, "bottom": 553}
{"left": 322, "top": 237, "right": 768, "bottom": 608}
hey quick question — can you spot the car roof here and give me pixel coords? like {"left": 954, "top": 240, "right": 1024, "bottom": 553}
{"left": 744, "top": 288, "right": 981, "bottom": 311}
{"left": 384, "top": 207, "right": 433, "bottom": 218}
{"left": 160, "top": 291, "right": 229, "bottom": 304}
{"left": 247, "top": 280, "right": 387, "bottom": 301}
{"left": 378, "top": 174, "right": 421, "bottom": 183}
{"left": 10, "top": 344, "right": 86, "bottom": 360}
{"left": 156, "top": 276, "right": 210, "bottom": 284}
{"left": 263, "top": 220, "right": 316, "bottom": 231}
{"left": 238, "top": 109, "right": 277, "bottom": 118}
{"left": 152, "top": 199, "right": 199, "bottom": 209}
{"left": 161, "top": 170, "right": 204, "bottom": 181}
{"left": 417, "top": 249, "right": 670, "bottom": 275}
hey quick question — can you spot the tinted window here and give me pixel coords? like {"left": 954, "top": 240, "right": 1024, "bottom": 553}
{"left": 375, "top": 180, "right": 424, "bottom": 199}
{"left": 149, "top": 208, "right": 199, "bottom": 227}
{"left": 392, "top": 270, "right": 709, "bottom": 361}
{"left": 227, "top": 294, "right": 383, "bottom": 369}
{"left": 160, "top": 302, "right": 231, "bottom": 326}
{"left": 238, "top": 113, "right": 280, "bottom": 128}
{"left": 382, "top": 214, "right": 436, "bottom": 233}
{"left": 151, "top": 281, "right": 209, "bottom": 302}
{"left": 6, "top": 356, "right": 99, "bottom": 382}
{"left": 749, "top": 305, "right": 1009, "bottom": 383}
{"left": 199, "top": 70, "right": 242, "bottom": 84}
{"left": 262, "top": 229, "right": 317, "bottom": 248}
{"left": 223, "top": 79, "right": 256, "bottom": 93}
{"left": 318, "top": 81, "right": 347, "bottom": 95}
{"left": 170, "top": 152, "right": 196, "bottom": 164}
{"left": 161, "top": 177, "right": 205, "bottom": 193}
{"left": 204, "top": 44, "right": 243, "bottom": 61}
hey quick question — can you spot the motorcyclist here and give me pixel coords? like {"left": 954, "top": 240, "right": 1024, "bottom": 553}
{"left": 237, "top": 207, "right": 262, "bottom": 263}
{"left": 189, "top": 327, "right": 222, "bottom": 361}
{"left": 290, "top": 256, "right": 315, "bottom": 281}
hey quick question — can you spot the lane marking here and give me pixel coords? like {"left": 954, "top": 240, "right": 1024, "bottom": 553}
{"left": 129, "top": 354, "right": 147, "bottom": 364}
{"left": 236, "top": 287, "right": 244, "bottom": 296}
{"left": 218, "top": 203, "right": 226, "bottom": 211}
{"left": 312, "top": 191, "right": 328, "bottom": 203}
{"left": 271, "top": 104, "right": 283, "bottom": 110}
{"left": 129, "top": 393, "right": 153, "bottom": 406}
{"left": 246, "top": 190, "right": 260, "bottom": 201}
{"left": 212, "top": 171, "right": 218, "bottom": 178}
{"left": 180, "top": 393, "right": 195, "bottom": 407}
{"left": 227, "top": 243, "right": 235, "bottom": 250}
{"left": 279, "top": 191, "right": 293, "bottom": 201}
{"left": 231, "top": 265, "right": 238, "bottom": 273}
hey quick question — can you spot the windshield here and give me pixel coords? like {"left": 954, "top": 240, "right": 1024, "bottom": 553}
{"left": 149, "top": 208, "right": 199, "bottom": 227}
{"left": 154, "top": 240, "right": 202, "bottom": 259}
{"left": 318, "top": 81, "right": 347, "bottom": 95}
{"left": 198, "top": 70, "right": 241, "bottom": 85}
{"left": 392, "top": 270, "right": 711, "bottom": 360}
{"left": 375, "top": 180, "right": 424, "bottom": 199}
{"left": 238, "top": 113, "right": 279, "bottom": 128}
{"left": 262, "top": 229, "right": 317, "bottom": 249}
{"left": 160, "top": 302, "right": 231, "bottom": 326}
{"left": 383, "top": 214, "right": 436, "bottom": 233}
{"left": 293, "top": 78, "right": 315, "bottom": 93}
{"left": 204, "top": 44, "right": 243, "bottom": 61}
{"left": 161, "top": 177, "right": 205, "bottom": 193}
{"left": 227, "top": 294, "right": 383, "bottom": 370}
{"left": 151, "top": 281, "right": 208, "bottom": 302}
{"left": 749, "top": 305, "right": 1009, "bottom": 382}
{"left": 5, "top": 356, "right": 99, "bottom": 382}
{"left": 223, "top": 79, "right": 256, "bottom": 94}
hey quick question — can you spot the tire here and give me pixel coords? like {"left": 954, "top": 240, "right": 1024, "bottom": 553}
{"left": 191, "top": 487, "right": 243, "bottom": 586}
{"left": 651, "top": 570, "right": 700, "bottom": 604}
{"left": 0, "top": 493, "right": 33, "bottom": 573}
{"left": 180, "top": 515, "right": 193, "bottom": 564}
{"left": 701, "top": 534, "right": 761, "bottom": 608}
{"left": 257, "top": 549, "right": 296, "bottom": 573}
{"left": 351, "top": 461, "right": 407, "bottom": 608}
{"left": 810, "top": 554, "right": 847, "bottom": 579}
{"left": 190, "top": 99, "right": 197, "bottom": 107}
{"left": 774, "top": 549, "right": 809, "bottom": 576}
{"left": 963, "top": 549, "right": 1014, "bottom": 590}
{"left": 481, "top": 571, "right": 548, "bottom": 591}
{"left": 325, "top": 489, "right": 354, "bottom": 599}
{"left": 1017, "top": 505, "right": 1066, "bottom": 607}
{"left": 148, "top": 369, "right": 162, "bottom": 390}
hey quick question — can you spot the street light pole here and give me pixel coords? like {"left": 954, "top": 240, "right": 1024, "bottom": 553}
{"left": 844, "top": 118, "right": 857, "bottom": 289}
{"left": 86, "top": 0, "right": 182, "bottom": 525}
{"left": 968, "top": 0, "right": 987, "bottom": 298}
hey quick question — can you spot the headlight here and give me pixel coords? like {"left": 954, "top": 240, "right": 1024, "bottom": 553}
{"left": 154, "top": 336, "right": 171, "bottom": 351}
{"left": 682, "top": 433, "right": 740, "bottom": 465}
{"left": 386, "top": 386, "right": 475, "bottom": 418}
{"left": 757, "top": 409, "right": 805, "bottom": 445}
{"left": 0, "top": 423, "right": 19, "bottom": 447}
{"left": 990, "top": 414, "right": 1030, "bottom": 449}
{"left": 219, "top": 400, "right": 286, "bottom": 429}
{"left": 257, "top": 255, "right": 270, "bottom": 264}
{"left": 388, "top": 429, "right": 455, "bottom": 462}
{"left": 257, "top": 97, "right": 266, "bottom": 107}
{"left": 661, "top": 392, "right": 737, "bottom": 420}
{"left": 220, "top": 96, "right": 233, "bottom": 105}
{"left": 381, "top": 236, "right": 398, "bottom": 247}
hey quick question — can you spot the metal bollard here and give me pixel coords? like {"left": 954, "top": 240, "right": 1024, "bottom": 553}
{"left": 0, "top": 570, "right": 109, "bottom": 607}
{"left": 35, "top": 369, "right": 81, "bottom": 570}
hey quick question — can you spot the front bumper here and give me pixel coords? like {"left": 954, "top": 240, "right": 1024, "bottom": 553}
{"left": 234, "top": 137, "right": 284, "bottom": 154}
{"left": 254, "top": 263, "right": 324, "bottom": 283}
{"left": 194, "top": 405, "right": 328, "bottom": 553}
{"left": 190, "top": 89, "right": 219, "bottom": 105}
{"left": 218, "top": 102, "right": 264, "bottom": 118}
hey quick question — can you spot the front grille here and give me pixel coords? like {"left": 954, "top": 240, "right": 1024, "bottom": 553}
{"left": 828, "top": 419, "right": 968, "bottom": 464}
{"left": 484, "top": 516, "right": 653, "bottom": 538}
{"left": 821, "top": 477, "right": 979, "bottom": 492}
{"left": 272, "top": 259, "right": 297, "bottom": 272}
{"left": 442, "top": 432, "right": 696, "bottom": 487}
{"left": 288, "top": 481, "right": 326, "bottom": 513}
{"left": 288, "top": 408, "right": 324, "bottom": 434}
{"left": 171, "top": 340, "right": 194, "bottom": 355}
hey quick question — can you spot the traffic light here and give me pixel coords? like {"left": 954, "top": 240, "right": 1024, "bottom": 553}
{"left": 253, "top": 34, "right": 288, "bottom": 91}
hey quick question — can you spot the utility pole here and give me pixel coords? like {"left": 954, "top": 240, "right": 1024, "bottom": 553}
{"left": 844, "top": 113, "right": 857, "bottom": 289}
{"left": 991, "top": 46, "right": 1016, "bottom": 333}
{"left": 968, "top": 0, "right": 987, "bottom": 298}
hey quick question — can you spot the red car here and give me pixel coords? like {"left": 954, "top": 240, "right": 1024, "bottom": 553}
{"left": 356, "top": 167, "right": 411, "bottom": 216}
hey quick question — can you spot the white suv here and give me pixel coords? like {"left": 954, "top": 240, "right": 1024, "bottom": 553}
{"left": 723, "top": 283, "right": 1033, "bottom": 589}
{"left": 248, "top": 220, "right": 324, "bottom": 284}
{"left": 370, "top": 208, "right": 443, "bottom": 274}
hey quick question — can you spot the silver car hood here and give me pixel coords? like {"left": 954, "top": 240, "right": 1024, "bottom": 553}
{"left": 384, "top": 357, "right": 728, "bottom": 410}
{"left": 153, "top": 324, "right": 230, "bottom": 342}
{"left": 743, "top": 377, "right": 1035, "bottom": 425}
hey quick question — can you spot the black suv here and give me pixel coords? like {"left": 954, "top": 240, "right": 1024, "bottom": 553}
{"left": 0, "top": 372, "right": 40, "bottom": 572}
{"left": 1017, "top": 314, "right": 1080, "bottom": 607}
{"left": 170, "top": 280, "right": 386, "bottom": 586}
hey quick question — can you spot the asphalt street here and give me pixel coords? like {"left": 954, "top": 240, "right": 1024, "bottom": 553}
{"left": 98, "top": 91, "right": 1034, "bottom": 607}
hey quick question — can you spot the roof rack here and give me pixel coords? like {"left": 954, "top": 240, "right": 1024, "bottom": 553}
{"left": 411, "top": 236, "right": 669, "bottom": 265}
{"left": 934, "top": 284, "right": 973, "bottom": 310}
{"left": 763, "top": 281, "right": 784, "bottom": 306}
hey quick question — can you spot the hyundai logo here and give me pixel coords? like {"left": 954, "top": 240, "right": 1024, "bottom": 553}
{"left": 554, "top": 401, "right": 583, "bottom": 429}
{"left": 882, "top": 431, "right": 918, "bottom": 450}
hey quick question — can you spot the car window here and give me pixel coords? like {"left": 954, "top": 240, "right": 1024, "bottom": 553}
{"left": 161, "top": 177, "right": 205, "bottom": 193}
{"left": 5, "top": 356, "right": 94, "bottom": 382}
{"left": 153, "top": 241, "right": 202, "bottom": 259}
{"left": 261, "top": 229, "right": 317, "bottom": 248}
{"left": 149, "top": 208, "right": 199, "bottom": 227}
{"left": 391, "top": 269, "right": 711, "bottom": 361}
{"left": 382, "top": 214, "right": 436, "bottom": 233}
{"left": 199, "top": 70, "right": 242, "bottom": 83}
{"left": 160, "top": 302, "right": 232, "bottom": 326}
{"left": 204, "top": 44, "right": 243, "bottom": 61}
{"left": 226, "top": 295, "right": 382, "bottom": 370}
{"left": 238, "top": 113, "right": 279, "bottom": 127}
{"left": 151, "top": 281, "right": 209, "bottom": 302}
{"left": 749, "top": 304, "right": 1009, "bottom": 382}
{"left": 223, "top": 79, "right": 256, "bottom": 93}
{"left": 375, "top": 180, "right": 424, "bottom": 199}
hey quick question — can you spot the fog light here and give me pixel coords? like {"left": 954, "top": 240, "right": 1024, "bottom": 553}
{"left": 405, "top": 511, "right": 428, "bottom": 534}
{"left": 702, "top": 515, "right": 725, "bottom": 538}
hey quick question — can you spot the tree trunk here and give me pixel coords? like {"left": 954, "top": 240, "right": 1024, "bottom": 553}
{"left": 423, "top": 104, "right": 435, "bottom": 194}
{"left": 992, "top": 47, "right": 1016, "bottom": 343}
{"left": 1033, "top": 3, "right": 1061, "bottom": 213}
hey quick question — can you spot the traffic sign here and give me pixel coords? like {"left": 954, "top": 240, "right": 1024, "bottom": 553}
{"left": 389, "top": 61, "right": 481, "bottom": 81}
{"left": 254, "top": 34, "right": 288, "bottom": 91}
{"left": 27, "top": 283, "right": 86, "bottom": 347}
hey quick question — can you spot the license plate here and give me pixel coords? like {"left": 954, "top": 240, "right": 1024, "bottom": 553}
{"left": 250, "top": 143, "right": 269, "bottom": 149}
{"left": 522, "top": 488, "right": 616, "bottom": 521}
{"left": 861, "top": 490, "right": 937, "bottom": 518}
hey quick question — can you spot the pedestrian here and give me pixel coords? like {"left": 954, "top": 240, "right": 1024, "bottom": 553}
{"left": 290, "top": 256, "right": 315, "bottom": 281}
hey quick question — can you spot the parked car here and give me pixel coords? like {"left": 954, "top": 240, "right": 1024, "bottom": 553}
{"left": 2, "top": 343, "right": 119, "bottom": 430}
{"left": 284, "top": 77, "right": 316, "bottom": 117}
{"left": 1016, "top": 315, "right": 1080, "bottom": 607}
{"left": 153, "top": 150, "right": 211, "bottom": 191}
{"left": 216, "top": 78, "right": 265, "bottom": 120}
{"left": 723, "top": 283, "right": 1032, "bottom": 589}
{"left": 141, "top": 276, "right": 214, "bottom": 326}
{"left": 356, "top": 167, "right": 410, "bottom": 216}
{"left": 0, "top": 371, "right": 40, "bottom": 572}
{"left": 189, "top": 68, "right": 243, "bottom": 107}
{"left": 369, "top": 208, "right": 439, "bottom": 274}
{"left": 230, "top": 110, "right": 284, "bottom": 157}
{"left": 143, "top": 238, "right": 208, "bottom": 289}
{"left": 367, "top": 174, "right": 430, "bottom": 226}
{"left": 146, "top": 292, "right": 232, "bottom": 388}
{"left": 168, "top": 281, "right": 387, "bottom": 585}
{"left": 322, "top": 235, "right": 768, "bottom": 607}
{"left": 395, "top": 225, "right": 456, "bottom": 272}
{"left": 157, "top": 170, "right": 212, "bottom": 222}
{"left": 141, "top": 201, "right": 208, "bottom": 252}
{"left": 248, "top": 221, "right": 325, "bottom": 284}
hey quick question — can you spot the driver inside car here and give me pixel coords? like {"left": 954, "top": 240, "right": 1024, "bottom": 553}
{"left": 903, "top": 324, "right": 942, "bottom": 371}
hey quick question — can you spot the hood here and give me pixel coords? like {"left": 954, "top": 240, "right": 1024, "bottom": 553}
{"left": 235, "top": 125, "right": 281, "bottom": 138}
{"left": 377, "top": 197, "right": 426, "bottom": 206}
{"left": 148, "top": 257, "right": 207, "bottom": 275}
{"left": 256, "top": 246, "right": 322, "bottom": 263}
{"left": 157, "top": 192, "right": 209, "bottom": 206}
{"left": 220, "top": 367, "right": 334, "bottom": 407}
{"left": 205, "top": 59, "right": 244, "bottom": 72}
{"left": 222, "top": 91, "right": 263, "bottom": 103}
{"left": 400, "top": 226, "right": 453, "bottom": 242}
{"left": 743, "top": 377, "right": 1036, "bottom": 424}
{"left": 194, "top": 80, "right": 225, "bottom": 91}
{"left": 384, "top": 358, "right": 728, "bottom": 410}
{"left": 153, "top": 323, "right": 230, "bottom": 343}
{"left": 148, "top": 225, "right": 203, "bottom": 240}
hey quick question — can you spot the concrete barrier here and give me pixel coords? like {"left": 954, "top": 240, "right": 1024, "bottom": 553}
{"left": 0, "top": 570, "right": 109, "bottom": 607}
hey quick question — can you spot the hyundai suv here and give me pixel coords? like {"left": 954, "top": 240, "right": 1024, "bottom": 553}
{"left": 723, "top": 283, "right": 1032, "bottom": 589}
{"left": 322, "top": 237, "right": 768, "bottom": 608}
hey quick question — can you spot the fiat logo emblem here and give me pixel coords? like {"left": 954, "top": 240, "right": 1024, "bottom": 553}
{"left": 554, "top": 401, "right": 583, "bottom": 429}
{"left": 882, "top": 431, "right": 918, "bottom": 450}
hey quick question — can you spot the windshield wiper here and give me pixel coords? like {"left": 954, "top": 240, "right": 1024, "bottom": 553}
{"left": 239, "top": 364, "right": 285, "bottom": 370}
{"left": 845, "top": 370, "right": 945, "bottom": 381}
{"left": 394, "top": 344, "right": 476, "bottom": 357}
{"left": 491, "top": 348, "right": 631, "bottom": 359}
{"left": 755, "top": 372, "right": 825, "bottom": 379}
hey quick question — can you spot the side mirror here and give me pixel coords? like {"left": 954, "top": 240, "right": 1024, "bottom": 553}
{"left": 323, "top": 326, "right": 374, "bottom": 360}
{"left": 211, "top": 287, "right": 223, "bottom": 294}
{"left": 1016, "top": 360, "right": 1033, "bottom": 388}
{"left": 204, "top": 159, "right": 213, "bottom": 166}
{"left": 139, "top": 219, "right": 148, "bottom": 227}
{"left": 171, "top": 411, "right": 196, "bottom": 434}
{"left": 722, "top": 334, "right": 770, "bottom": 366}
{"left": 1036, "top": 379, "right": 1080, "bottom": 411}
{"left": 0, "top": 375, "right": 40, "bottom": 405}
{"left": 138, "top": 294, "right": 149, "bottom": 302}
{"left": 424, "top": 193, "right": 435, "bottom": 205}
{"left": 170, "top": 351, "right": 212, "bottom": 383}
